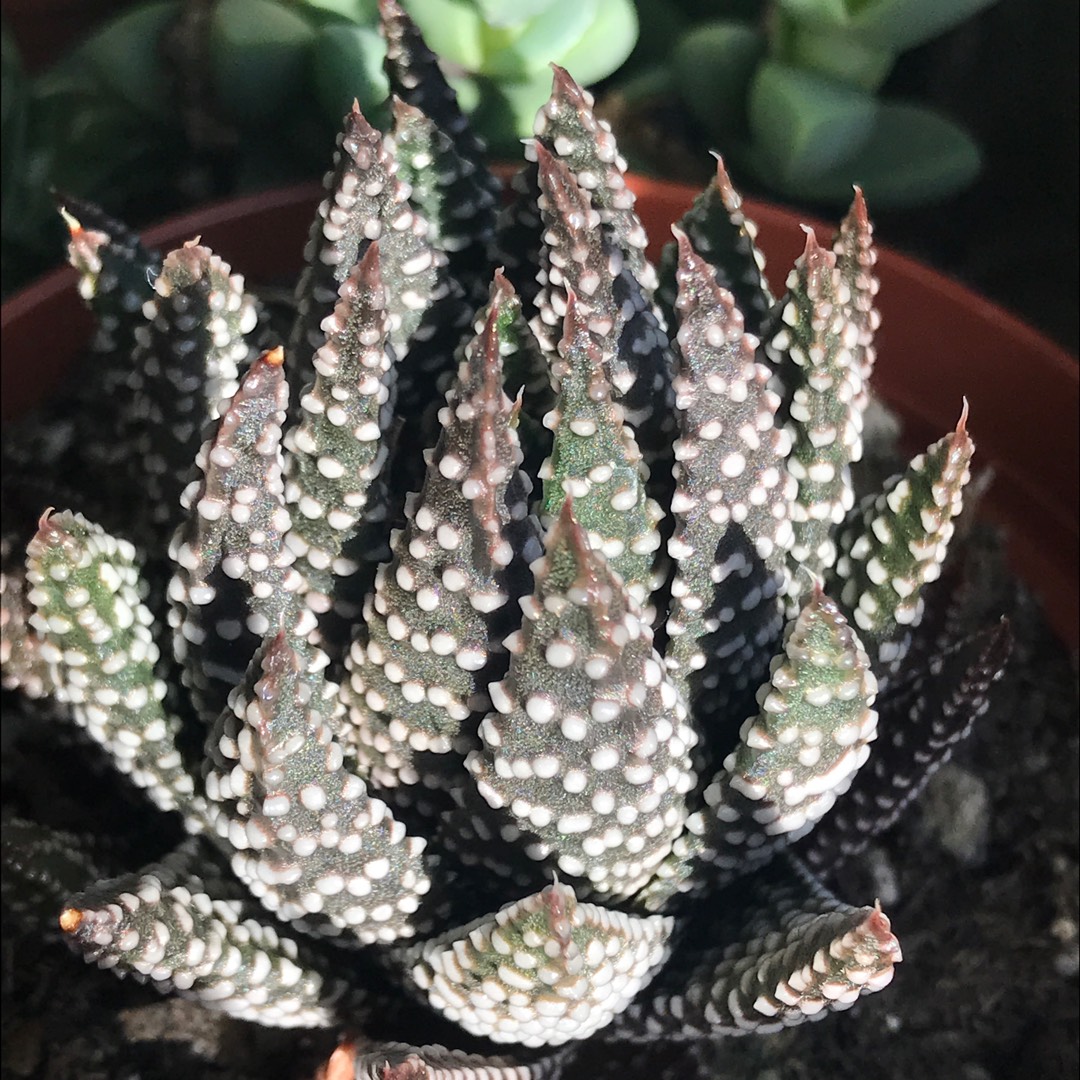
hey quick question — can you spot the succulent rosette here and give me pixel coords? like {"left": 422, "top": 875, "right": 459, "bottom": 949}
{"left": 1, "top": 2, "right": 1010, "bottom": 1076}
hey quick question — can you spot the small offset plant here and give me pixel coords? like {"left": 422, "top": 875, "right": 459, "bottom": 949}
{"left": 1, "top": 0, "right": 1011, "bottom": 1074}
{"left": 616, "top": 0, "right": 995, "bottom": 206}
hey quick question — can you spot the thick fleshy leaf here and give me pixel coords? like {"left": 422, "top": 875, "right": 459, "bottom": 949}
{"left": 311, "top": 23, "right": 391, "bottom": 127}
{"left": 209, "top": 0, "right": 317, "bottom": 125}
{"left": 26, "top": 510, "right": 206, "bottom": 822}
{"left": 409, "top": 879, "right": 673, "bottom": 1046}
{"left": 791, "top": 103, "right": 983, "bottom": 207}
{"left": 672, "top": 21, "right": 765, "bottom": 141}
{"left": 779, "top": 0, "right": 1000, "bottom": 52}
{"left": 748, "top": 62, "right": 877, "bottom": 185}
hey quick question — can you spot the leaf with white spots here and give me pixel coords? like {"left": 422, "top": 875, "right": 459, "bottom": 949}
{"left": 209, "top": 631, "right": 431, "bottom": 944}
{"left": 343, "top": 277, "right": 542, "bottom": 791}
{"left": 378, "top": 0, "right": 498, "bottom": 205}
{"left": 702, "top": 587, "right": 878, "bottom": 877}
{"left": 59, "top": 194, "right": 161, "bottom": 363}
{"left": 656, "top": 155, "right": 773, "bottom": 339}
{"left": 535, "top": 65, "right": 656, "bottom": 297}
{"left": 618, "top": 859, "right": 901, "bottom": 1038}
{"left": 767, "top": 228, "right": 864, "bottom": 590}
{"left": 833, "top": 410, "right": 975, "bottom": 663}
{"left": 288, "top": 102, "right": 446, "bottom": 389}
{"left": 168, "top": 348, "right": 309, "bottom": 724}
{"left": 59, "top": 839, "right": 344, "bottom": 1027}
{"left": 664, "top": 228, "right": 795, "bottom": 716}
{"left": 468, "top": 502, "right": 696, "bottom": 901}
{"left": 832, "top": 186, "right": 880, "bottom": 412}
{"left": 283, "top": 243, "right": 395, "bottom": 622}
{"left": 390, "top": 96, "right": 498, "bottom": 308}
{"left": 800, "top": 616, "right": 1010, "bottom": 874}
{"left": 130, "top": 240, "right": 258, "bottom": 544}
{"left": 25, "top": 510, "right": 205, "bottom": 822}
{"left": 540, "top": 294, "right": 663, "bottom": 609}
{"left": 409, "top": 879, "right": 673, "bottom": 1047}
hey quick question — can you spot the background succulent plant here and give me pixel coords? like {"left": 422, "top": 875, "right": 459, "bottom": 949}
{"left": 0, "top": 2, "right": 1037, "bottom": 1076}
{"left": 612, "top": 0, "right": 996, "bottom": 206}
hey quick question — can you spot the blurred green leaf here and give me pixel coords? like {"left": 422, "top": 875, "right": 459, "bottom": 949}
{"left": 625, "top": 0, "right": 689, "bottom": 69}
{"left": 69, "top": 2, "right": 181, "bottom": 117}
{"left": 785, "top": 20, "right": 895, "bottom": 89}
{"left": 673, "top": 21, "right": 765, "bottom": 141}
{"left": 475, "top": 0, "right": 558, "bottom": 29}
{"left": 311, "top": 22, "right": 389, "bottom": 124}
{"left": 210, "top": 0, "right": 317, "bottom": 125}
{"left": 467, "top": 71, "right": 555, "bottom": 155}
{"left": 409, "top": 0, "right": 486, "bottom": 70}
{"left": 748, "top": 61, "right": 877, "bottom": 183}
{"left": 785, "top": 102, "right": 983, "bottom": 206}
{"left": 779, "top": 0, "right": 1000, "bottom": 51}
{"left": 551, "top": 0, "right": 637, "bottom": 85}
{"left": 288, "top": 0, "right": 378, "bottom": 24}
{"left": 482, "top": 0, "right": 600, "bottom": 79}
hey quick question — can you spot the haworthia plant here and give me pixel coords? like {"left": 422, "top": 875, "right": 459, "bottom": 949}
{"left": 1, "top": 10, "right": 1008, "bottom": 1076}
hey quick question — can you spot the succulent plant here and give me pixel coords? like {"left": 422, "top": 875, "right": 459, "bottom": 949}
{"left": 614, "top": 0, "right": 996, "bottom": 206}
{"left": 1, "top": 2, "right": 1012, "bottom": 1075}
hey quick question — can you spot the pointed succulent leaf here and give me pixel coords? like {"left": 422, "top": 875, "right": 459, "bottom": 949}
{"left": 833, "top": 409, "right": 974, "bottom": 662}
{"left": 468, "top": 502, "right": 696, "bottom": 899}
{"left": 535, "top": 64, "right": 656, "bottom": 296}
{"left": 800, "top": 617, "right": 1011, "bottom": 873}
{"left": 657, "top": 154, "right": 774, "bottom": 338}
{"left": 283, "top": 243, "right": 394, "bottom": 619}
{"left": 208, "top": 631, "right": 431, "bottom": 943}
{"left": 1, "top": 818, "right": 104, "bottom": 935}
{"left": 664, "top": 228, "right": 795, "bottom": 706}
{"left": 702, "top": 587, "right": 878, "bottom": 874}
{"left": 168, "top": 348, "right": 308, "bottom": 723}
{"left": 769, "top": 227, "right": 863, "bottom": 588}
{"left": 131, "top": 240, "right": 258, "bottom": 538}
{"left": 289, "top": 102, "right": 445, "bottom": 374}
{"left": 390, "top": 95, "right": 498, "bottom": 306}
{"left": 25, "top": 509, "right": 205, "bottom": 821}
{"left": 832, "top": 185, "right": 880, "bottom": 409}
{"left": 540, "top": 295, "right": 663, "bottom": 606}
{"left": 59, "top": 195, "right": 161, "bottom": 361}
{"left": 620, "top": 862, "right": 901, "bottom": 1038}
{"left": 531, "top": 141, "right": 621, "bottom": 368}
{"left": 343, "top": 280, "right": 542, "bottom": 788}
{"left": 1, "top": 533, "right": 53, "bottom": 698}
{"left": 378, "top": 0, "right": 498, "bottom": 198}
{"left": 58, "top": 841, "right": 343, "bottom": 1027}
{"left": 532, "top": 142, "right": 677, "bottom": 475}
{"left": 409, "top": 879, "right": 674, "bottom": 1046}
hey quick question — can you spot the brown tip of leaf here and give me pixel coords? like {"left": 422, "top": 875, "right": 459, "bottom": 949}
{"left": 709, "top": 151, "right": 735, "bottom": 196}
{"left": 851, "top": 185, "right": 869, "bottom": 230}
{"left": 183, "top": 237, "right": 202, "bottom": 249}
{"left": 864, "top": 903, "right": 903, "bottom": 961}
{"left": 315, "top": 1041, "right": 357, "bottom": 1080}
{"left": 956, "top": 397, "right": 970, "bottom": 436}
{"left": 261, "top": 346, "right": 286, "bottom": 368}
{"left": 549, "top": 62, "right": 585, "bottom": 103}
{"left": 59, "top": 207, "right": 83, "bottom": 237}
{"left": 59, "top": 908, "right": 83, "bottom": 934}
{"left": 492, "top": 267, "right": 515, "bottom": 299}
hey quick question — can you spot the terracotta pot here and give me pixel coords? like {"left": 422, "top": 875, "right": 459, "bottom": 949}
{"left": 2, "top": 176, "right": 1077, "bottom": 649}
